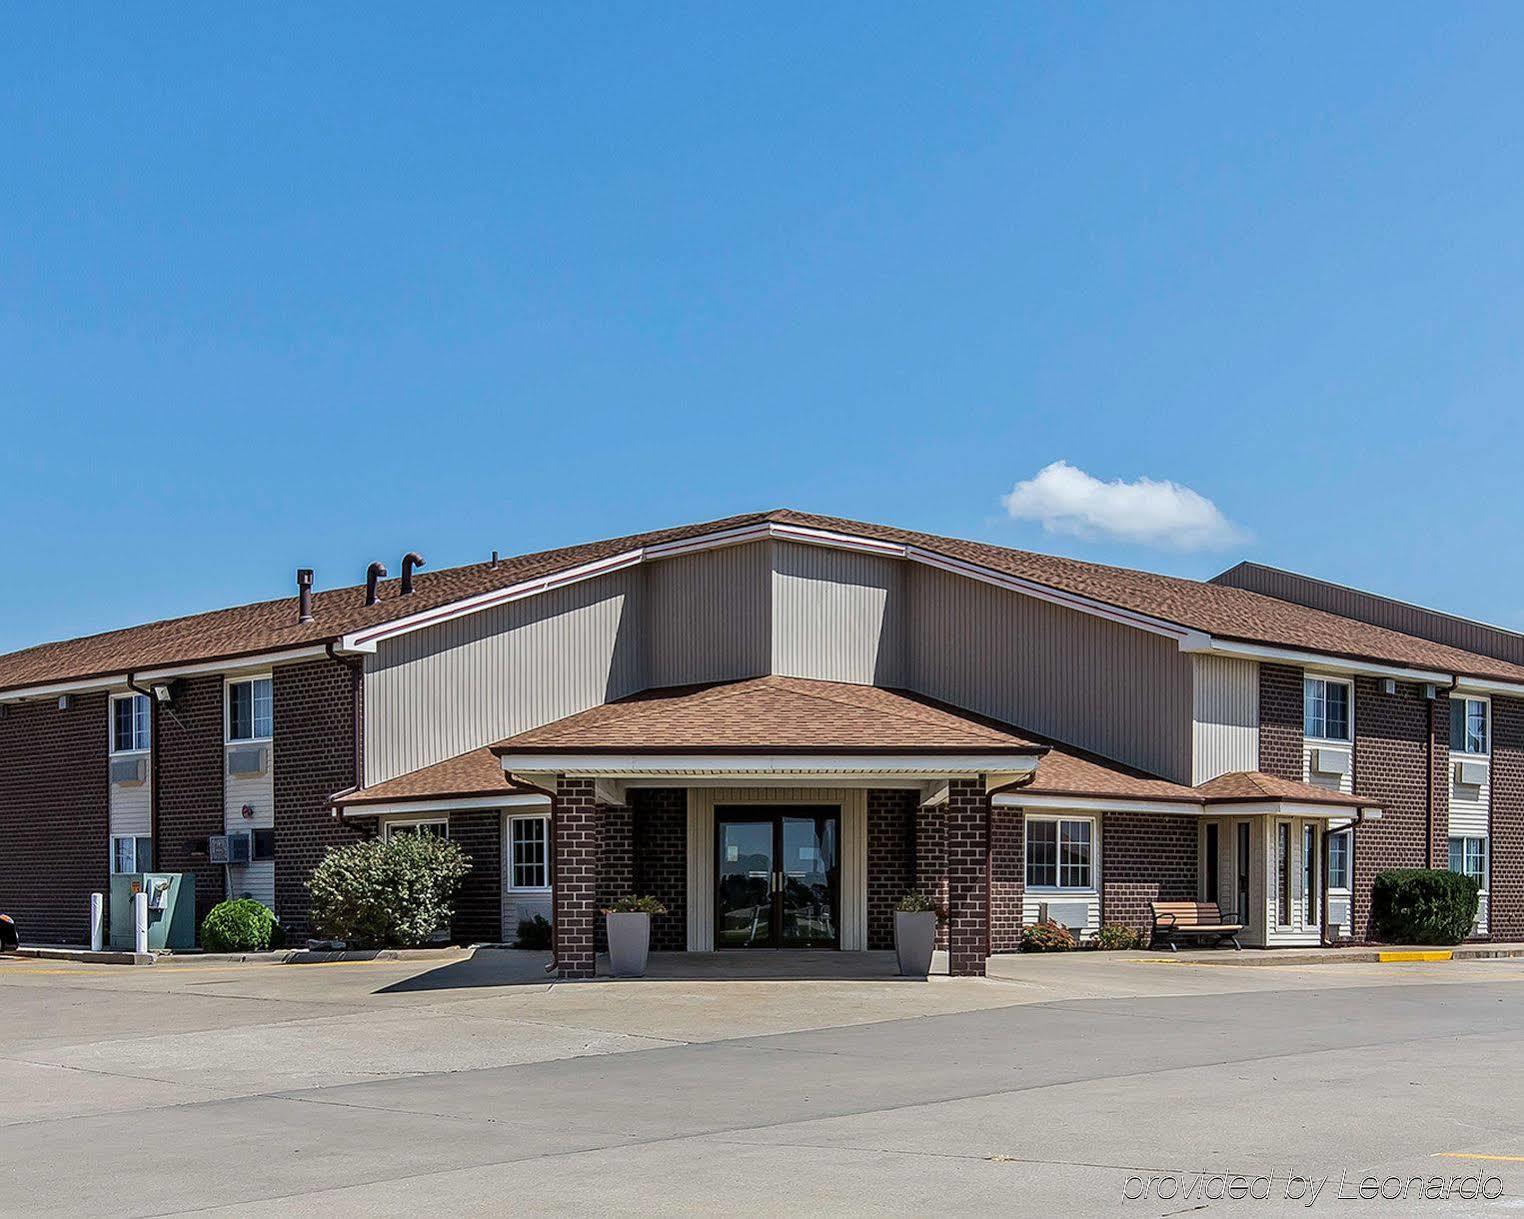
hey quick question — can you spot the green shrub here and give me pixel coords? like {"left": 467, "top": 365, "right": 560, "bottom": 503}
{"left": 1020, "top": 918, "right": 1076, "bottom": 952}
{"left": 201, "top": 898, "right": 282, "bottom": 952}
{"left": 307, "top": 833, "right": 471, "bottom": 948}
{"left": 603, "top": 894, "right": 668, "bottom": 916}
{"left": 1087, "top": 922, "right": 1144, "bottom": 951}
{"left": 1371, "top": 869, "right": 1479, "bottom": 945}
{"left": 514, "top": 914, "right": 553, "bottom": 950}
{"left": 894, "top": 892, "right": 947, "bottom": 919}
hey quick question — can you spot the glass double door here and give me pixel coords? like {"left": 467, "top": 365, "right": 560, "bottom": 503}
{"left": 716, "top": 807, "right": 839, "bottom": 949}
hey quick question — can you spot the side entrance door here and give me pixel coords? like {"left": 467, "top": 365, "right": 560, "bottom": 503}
{"left": 715, "top": 807, "right": 839, "bottom": 949}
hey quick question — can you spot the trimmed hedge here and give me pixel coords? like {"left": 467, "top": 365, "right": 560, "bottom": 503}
{"left": 201, "top": 898, "right": 283, "bottom": 953}
{"left": 1370, "top": 869, "right": 1479, "bottom": 945}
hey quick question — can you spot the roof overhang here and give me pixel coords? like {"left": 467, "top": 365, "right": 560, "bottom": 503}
{"left": 1203, "top": 800, "right": 1382, "bottom": 821}
{"left": 336, "top": 792, "right": 550, "bottom": 818}
{"left": 0, "top": 644, "right": 335, "bottom": 704}
{"left": 993, "top": 791, "right": 1381, "bottom": 820}
{"left": 500, "top": 751, "right": 1040, "bottom": 784}
{"left": 1180, "top": 637, "right": 1454, "bottom": 685}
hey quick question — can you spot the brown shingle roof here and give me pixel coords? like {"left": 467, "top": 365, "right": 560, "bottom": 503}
{"left": 333, "top": 748, "right": 535, "bottom": 808}
{"left": 1195, "top": 771, "right": 1371, "bottom": 808}
{"left": 6, "top": 506, "right": 1524, "bottom": 693}
{"left": 492, "top": 676, "right": 1045, "bottom": 755}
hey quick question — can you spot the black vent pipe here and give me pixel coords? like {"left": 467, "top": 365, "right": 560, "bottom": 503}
{"left": 365, "top": 562, "right": 388, "bottom": 606}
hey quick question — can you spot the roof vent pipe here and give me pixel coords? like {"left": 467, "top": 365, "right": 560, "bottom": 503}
{"left": 296, "top": 568, "right": 314, "bottom": 624}
{"left": 401, "top": 552, "right": 425, "bottom": 596}
{"left": 365, "top": 562, "right": 388, "bottom": 607}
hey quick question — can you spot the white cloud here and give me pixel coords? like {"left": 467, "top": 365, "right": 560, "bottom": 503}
{"left": 1002, "top": 460, "right": 1247, "bottom": 551}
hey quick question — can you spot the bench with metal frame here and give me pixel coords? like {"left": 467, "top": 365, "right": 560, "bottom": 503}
{"left": 1150, "top": 901, "right": 1243, "bottom": 951}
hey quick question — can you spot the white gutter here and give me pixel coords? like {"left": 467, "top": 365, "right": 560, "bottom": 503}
{"left": 499, "top": 752, "right": 1042, "bottom": 777}
{"left": 0, "top": 644, "right": 333, "bottom": 704}
{"left": 993, "top": 792, "right": 1203, "bottom": 815}
{"left": 1453, "top": 676, "right": 1524, "bottom": 698}
{"left": 1182, "top": 637, "right": 1453, "bottom": 685}
{"left": 337, "top": 792, "right": 549, "bottom": 818}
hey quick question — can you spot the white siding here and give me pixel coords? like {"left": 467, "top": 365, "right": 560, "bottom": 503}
{"left": 647, "top": 543, "right": 771, "bottom": 687}
{"left": 1450, "top": 718, "right": 1490, "bottom": 936}
{"left": 225, "top": 744, "right": 274, "bottom": 909}
{"left": 1263, "top": 817, "right": 1322, "bottom": 947}
{"left": 1303, "top": 676, "right": 1354, "bottom": 795}
{"left": 364, "top": 568, "right": 647, "bottom": 785}
{"left": 905, "top": 565, "right": 1194, "bottom": 782}
{"left": 770, "top": 542, "right": 905, "bottom": 686}
{"left": 109, "top": 755, "right": 152, "bottom": 840}
{"left": 1192, "top": 655, "right": 1259, "bottom": 783}
{"left": 685, "top": 787, "right": 868, "bottom": 952}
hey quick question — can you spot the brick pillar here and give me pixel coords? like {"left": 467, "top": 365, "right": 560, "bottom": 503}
{"left": 1491, "top": 697, "right": 1524, "bottom": 940}
{"left": 915, "top": 805, "right": 949, "bottom": 950}
{"left": 553, "top": 777, "right": 599, "bottom": 979}
{"left": 597, "top": 804, "right": 635, "bottom": 952}
{"left": 945, "top": 777, "right": 988, "bottom": 977}
{"left": 1429, "top": 697, "right": 1450, "bottom": 871}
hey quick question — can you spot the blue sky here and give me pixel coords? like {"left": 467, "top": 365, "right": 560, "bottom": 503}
{"left": 4, "top": 5, "right": 1523, "bottom": 653}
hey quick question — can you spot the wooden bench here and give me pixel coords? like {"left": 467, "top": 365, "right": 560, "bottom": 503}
{"left": 1150, "top": 901, "right": 1243, "bottom": 951}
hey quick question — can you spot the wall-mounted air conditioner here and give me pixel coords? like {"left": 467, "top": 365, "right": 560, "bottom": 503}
{"left": 1455, "top": 759, "right": 1488, "bottom": 787}
{"left": 110, "top": 757, "right": 147, "bottom": 785}
{"left": 1312, "top": 748, "right": 1351, "bottom": 777}
{"left": 225, "top": 831, "right": 252, "bottom": 865}
{"left": 208, "top": 834, "right": 230, "bottom": 864}
{"left": 227, "top": 746, "right": 267, "bottom": 778}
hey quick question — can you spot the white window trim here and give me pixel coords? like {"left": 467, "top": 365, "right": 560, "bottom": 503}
{"left": 1448, "top": 834, "right": 1489, "bottom": 891}
{"left": 224, "top": 674, "right": 274, "bottom": 745}
{"left": 1450, "top": 694, "right": 1491, "bottom": 759}
{"left": 1326, "top": 827, "right": 1353, "bottom": 894}
{"left": 108, "top": 691, "right": 151, "bottom": 757}
{"left": 1022, "top": 813, "right": 1099, "bottom": 894}
{"left": 1303, "top": 674, "right": 1355, "bottom": 746}
{"left": 111, "top": 834, "right": 152, "bottom": 874}
{"left": 508, "top": 813, "right": 552, "bottom": 893}
{"left": 383, "top": 817, "right": 449, "bottom": 840}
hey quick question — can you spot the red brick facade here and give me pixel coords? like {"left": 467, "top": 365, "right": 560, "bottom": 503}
{"left": 447, "top": 809, "right": 502, "bottom": 944}
{"left": 1100, "top": 811, "right": 1198, "bottom": 937}
{"left": 945, "top": 778, "right": 988, "bottom": 976}
{"left": 633, "top": 788, "right": 687, "bottom": 951}
{"left": 0, "top": 693, "right": 108, "bottom": 944}
{"left": 155, "top": 675, "right": 228, "bottom": 933}
{"left": 597, "top": 805, "right": 635, "bottom": 952}
{"left": 989, "top": 806, "right": 1024, "bottom": 952}
{"left": 1259, "top": 663, "right": 1304, "bottom": 782}
{"left": 1350, "top": 678, "right": 1444, "bottom": 939}
{"left": 915, "top": 806, "right": 948, "bottom": 950}
{"left": 866, "top": 789, "right": 916, "bottom": 952}
{"left": 273, "top": 658, "right": 364, "bottom": 939}
{"left": 552, "top": 777, "right": 599, "bottom": 978}
{"left": 1491, "top": 697, "right": 1524, "bottom": 940}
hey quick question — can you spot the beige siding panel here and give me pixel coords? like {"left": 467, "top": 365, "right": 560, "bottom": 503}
{"left": 647, "top": 543, "right": 771, "bottom": 688}
{"left": 770, "top": 541, "right": 905, "bottom": 687}
{"left": 363, "top": 568, "right": 646, "bottom": 786}
{"left": 109, "top": 755, "right": 153, "bottom": 840}
{"left": 686, "top": 787, "right": 867, "bottom": 952}
{"left": 225, "top": 745, "right": 274, "bottom": 909}
{"left": 905, "top": 565, "right": 1193, "bottom": 782}
{"left": 1192, "top": 655, "right": 1260, "bottom": 783}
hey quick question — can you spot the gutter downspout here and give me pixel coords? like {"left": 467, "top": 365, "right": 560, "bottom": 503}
{"left": 985, "top": 772, "right": 1037, "bottom": 960}
{"left": 325, "top": 642, "right": 365, "bottom": 794}
{"left": 125, "top": 673, "right": 159, "bottom": 859}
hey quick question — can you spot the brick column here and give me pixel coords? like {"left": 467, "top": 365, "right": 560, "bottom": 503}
{"left": 915, "top": 805, "right": 948, "bottom": 950}
{"left": 596, "top": 804, "right": 635, "bottom": 953}
{"left": 553, "top": 776, "right": 599, "bottom": 978}
{"left": 945, "top": 777, "right": 989, "bottom": 977}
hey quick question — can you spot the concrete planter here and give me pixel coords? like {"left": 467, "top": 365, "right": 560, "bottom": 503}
{"left": 895, "top": 910, "right": 938, "bottom": 977}
{"left": 606, "top": 911, "right": 653, "bottom": 978}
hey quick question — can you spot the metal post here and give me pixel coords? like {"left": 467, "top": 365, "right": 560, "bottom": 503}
{"left": 90, "top": 893, "right": 103, "bottom": 952}
{"left": 133, "top": 892, "right": 149, "bottom": 955}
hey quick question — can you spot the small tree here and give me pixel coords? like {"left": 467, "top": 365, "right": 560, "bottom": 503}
{"left": 307, "top": 833, "right": 471, "bottom": 948}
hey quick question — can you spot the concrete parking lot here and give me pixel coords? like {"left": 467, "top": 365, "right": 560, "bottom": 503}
{"left": 2, "top": 950, "right": 1523, "bottom": 1216}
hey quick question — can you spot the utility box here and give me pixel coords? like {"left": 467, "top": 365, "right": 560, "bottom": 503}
{"left": 109, "top": 873, "right": 195, "bottom": 951}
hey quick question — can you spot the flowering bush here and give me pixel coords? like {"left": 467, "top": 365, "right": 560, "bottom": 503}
{"left": 894, "top": 892, "right": 947, "bottom": 920}
{"left": 1020, "top": 918, "right": 1077, "bottom": 952}
{"left": 307, "top": 833, "right": 471, "bottom": 947}
{"left": 1086, "top": 922, "right": 1144, "bottom": 951}
{"left": 604, "top": 894, "right": 668, "bottom": 915}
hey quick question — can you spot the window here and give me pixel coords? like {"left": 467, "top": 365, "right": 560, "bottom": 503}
{"left": 1304, "top": 677, "right": 1351, "bottom": 742}
{"left": 1236, "top": 822, "right": 1251, "bottom": 926}
{"left": 112, "top": 835, "right": 153, "bottom": 874}
{"left": 385, "top": 819, "right": 448, "bottom": 841}
{"left": 111, "top": 694, "right": 151, "bottom": 754}
{"left": 1450, "top": 698, "right": 1489, "bottom": 756}
{"left": 1449, "top": 836, "right": 1487, "bottom": 888}
{"left": 1276, "top": 822, "right": 1291, "bottom": 927}
{"left": 510, "top": 815, "right": 550, "bottom": 889}
{"left": 1025, "top": 817, "right": 1094, "bottom": 889}
{"left": 1328, "top": 830, "right": 1351, "bottom": 891}
{"left": 1302, "top": 825, "right": 1318, "bottom": 926}
{"left": 226, "top": 677, "right": 273, "bottom": 742}
{"left": 252, "top": 828, "right": 275, "bottom": 861}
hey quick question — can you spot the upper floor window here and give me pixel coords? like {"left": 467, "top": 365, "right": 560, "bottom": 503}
{"left": 226, "top": 677, "right": 273, "bottom": 742}
{"left": 1450, "top": 697, "right": 1488, "bottom": 756}
{"left": 1025, "top": 816, "right": 1093, "bottom": 889}
{"left": 110, "top": 693, "right": 151, "bottom": 754}
{"left": 1303, "top": 677, "right": 1351, "bottom": 742}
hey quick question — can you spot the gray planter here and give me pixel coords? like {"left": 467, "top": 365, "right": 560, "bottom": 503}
{"left": 606, "top": 911, "right": 652, "bottom": 978}
{"left": 894, "top": 910, "right": 938, "bottom": 977}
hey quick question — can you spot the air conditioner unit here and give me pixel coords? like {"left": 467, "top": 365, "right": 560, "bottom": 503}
{"left": 110, "top": 757, "right": 147, "bottom": 785}
{"left": 227, "top": 746, "right": 267, "bottom": 778}
{"left": 1455, "top": 759, "right": 1488, "bottom": 787}
{"left": 208, "top": 834, "right": 230, "bottom": 864}
{"left": 1312, "top": 748, "right": 1351, "bottom": 777}
{"left": 225, "top": 831, "right": 252, "bottom": 865}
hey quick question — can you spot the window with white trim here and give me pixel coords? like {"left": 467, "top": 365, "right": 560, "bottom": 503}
{"left": 1449, "top": 836, "right": 1487, "bottom": 887}
{"left": 111, "top": 693, "right": 151, "bottom": 754}
{"left": 1450, "top": 697, "right": 1489, "bottom": 756}
{"left": 510, "top": 815, "right": 550, "bottom": 890}
{"left": 384, "top": 819, "right": 448, "bottom": 841}
{"left": 227, "top": 677, "right": 273, "bottom": 742}
{"left": 1327, "top": 829, "right": 1351, "bottom": 891}
{"left": 112, "top": 835, "right": 153, "bottom": 874}
{"left": 1024, "top": 816, "right": 1093, "bottom": 889}
{"left": 1303, "top": 677, "right": 1351, "bottom": 742}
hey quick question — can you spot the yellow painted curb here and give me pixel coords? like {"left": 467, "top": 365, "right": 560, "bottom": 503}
{"left": 1378, "top": 949, "right": 1452, "bottom": 962}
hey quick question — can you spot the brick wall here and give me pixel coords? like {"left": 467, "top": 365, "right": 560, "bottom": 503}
{"left": 273, "top": 658, "right": 363, "bottom": 939}
{"left": 1491, "top": 696, "right": 1524, "bottom": 940}
{"left": 989, "top": 807, "right": 1024, "bottom": 952}
{"left": 633, "top": 788, "right": 687, "bottom": 951}
{"left": 553, "top": 777, "right": 598, "bottom": 978}
{"left": 156, "top": 675, "right": 227, "bottom": 933}
{"left": 0, "top": 693, "right": 108, "bottom": 944}
{"left": 1259, "top": 664, "right": 1303, "bottom": 781}
{"left": 915, "top": 806, "right": 948, "bottom": 950}
{"left": 1351, "top": 678, "right": 1442, "bottom": 939}
{"left": 866, "top": 789, "right": 916, "bottom": 951}
{"left": 448, "top": 809, "right": 502, "bottom": 944}
{"left": 597, "top": 805, "right": 635, "bottom": 952}
{"left": 1100, "top": 811, "right": 1198, "bottom": 936}
{"left": 945, "top": 778, "right": 988, "bottom": 976}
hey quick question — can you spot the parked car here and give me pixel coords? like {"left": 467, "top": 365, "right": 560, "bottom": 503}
{"left": 0, "top": 914, "right": 17, "bottom": 953}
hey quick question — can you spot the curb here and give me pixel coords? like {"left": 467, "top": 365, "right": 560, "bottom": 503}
{"left": 16, "top": 947, "right": 154, "bottom": 965}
